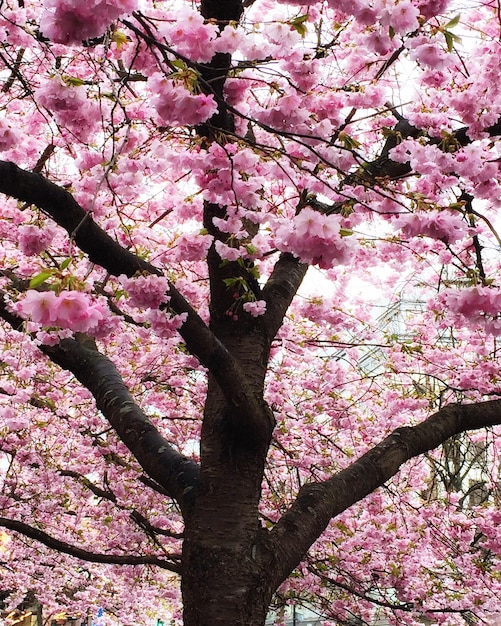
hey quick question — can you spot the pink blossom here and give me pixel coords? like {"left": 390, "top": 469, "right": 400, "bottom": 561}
{"left": 366, "top": 31, "right": 393, "bottom": 55}
{"left": 145, "top": 309, "right": 188, "bottom": 337}
{"left": 394, "top": 211, "right": 471, "bottom": 243}
{"left": 18, "top": 224, "right": 56, "bottom": 256}
{"left": 1, "top": 406, "right": 30, "bottom": 431}
{"left": 16, "top": 290, "right": 105, "bottom": 333}
{"left": 213, "top": 25, "right": 246, "bottom": 55}
{"left": 212, "top": 215, "right": 246, "bottom": 237}
{"left": 274, "top": 208, "right": 358, "bottom": 269}
{"left": 35, "top": 77, "right": 100, "bottom": 138}
{"left": 417, "top": 0, "right": 449, "bottom": 19}
{"left": 215, "top": 240, "right": 243, "bottom": 262}
{"left": 151, "top": 76, "right": 218, "bottom": 127}
{"left": 383, "top": 1, "right": 420, "bottom": 35}
{"left": 163, "top": 6, "right": 218, "bottom": 62}
{"left": 16, "top": 290, "right": 59, "bottom": 326}
{"left": 242, "top": 300, "right": 267, "bottom": 317}
{"left": 410, "top": 43, "right": 450, "bottom": 69}
{"left": 354, "top": 6, "right": 381, "bottom": 26}
{"left": 170, "top": 232, "right": 213, "bottom": 262}
{"left": 40, "top": 0, "right": 137, "bottom": 45}
{"left": 54, "top": 291, "right": 95, "bottom": 328}
{"left": 0, "top": 120, "right": 19, "bottom": 152}
{"left": 119, "top": 274, "right": 169, "bottom": 309}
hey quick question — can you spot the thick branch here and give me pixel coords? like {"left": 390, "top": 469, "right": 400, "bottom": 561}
{"left": 0, "top": 517, "right": 180, "bottom": 572}
{"left": 0, "top": 164, "right": 269, "bottom": 436}
{"left": 261, "top": 253, "right": 308, "bottom": 340}
{"left": 0, "top": 161, "right": 158, "bottom": 277}
{"left": 0, "top": 294, "right": 200, "bottom": 514}
{"left": 267, "top": 399, "right": 501, "bottom": 590}
{"left": 365, "top": 116, "right": 501, "bottom": 180}
{"left": 41, "top": 335, "right": 200, "bottom": 515}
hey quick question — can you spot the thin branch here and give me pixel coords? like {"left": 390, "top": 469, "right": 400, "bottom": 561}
{"left": 0, "top": 517, "right": 181, "bottom": 573}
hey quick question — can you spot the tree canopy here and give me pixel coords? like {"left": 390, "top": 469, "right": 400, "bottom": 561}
{"left": 1, "top": 0, "right": 501, "bottom": 624}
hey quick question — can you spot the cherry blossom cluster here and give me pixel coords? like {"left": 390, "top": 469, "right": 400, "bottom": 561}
{"left": 40, "top": 0, "right": 137, "bottom": 44}
{"left": 274, "top": 208, "right": 358, "bottom": 269}
{"left": 150, "top": 74, "right": 218, "bottom": 127}
{"left": 35, "top": 77, "right": 100, "bottom": 140}
{"left": 437, "top": 286, "right": 501, "bottom": 335}
{"left": 393, "top": 211, "right": 472, "bottom": 243}
{"left": 13, "top": 290, "right": 106, "bottom": 335}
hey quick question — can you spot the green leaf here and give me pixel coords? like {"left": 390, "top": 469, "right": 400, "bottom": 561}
{"left": 443, "top": 30, "right": 461, "bottom": 52}
{"left": 289, "top": 14, "right": 309, "bottom": 37}
{"left": 339, "top": 227, "right": 353, "bottom": 237}
{"left": 222, "top": 277, "right": 244, "bottom": 288}
{"left": 338, "top": 131, "right": 361, "bottom": 150}
{"left": 59, "top": 257, "right": 72, "bottom": 271}
{"left": 111, "top": 29, "right": 129, "bottom": 49}
{"left": 171, "top": 59, "right": 189, "bottom": 71}
{"left": 29, "top": 269, "right": 56, "bottom": 288}
{"left": 445, "top": 14, "right": 460, "bottom": 29}
{"left": 63, "top": 75, "right": 86, "bottom": 87}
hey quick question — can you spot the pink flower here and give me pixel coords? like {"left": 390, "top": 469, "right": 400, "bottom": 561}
{"left": 274, "top": 208, "right": 358, "bottom": 269}
{"left": 417, "top": 0, "right": 449, "bottom": 19}
{"left": 215, "top": 240, "right": 243, "bottom": 262}
{"left": 18, "top": 224, "right": 56, "bottom": 256}
{"left": 394, "top": 211, "right": 471, "bottom": 243}
{"left": 35, "top": 77, "right": 100, "bottom": 139}
{"left": 212, "top": 25, "right": 245, "bottom": 54}
{"left": 383, "top": 1, "right": 420, "bottom": 35}
{"left": 151, "top": 77, "right": 218, "bottom": 127}
{"left": 171, "top": 232, "right": 213, "bottom": 262}
{"left": 354, "top": 6, "right": 380, "bottom": 26}
{"left": 54, "top": 291, "right": 94, "bottom": 328}
{"left": 163, "top": 6, "right": 218, "bottom": 62}
{"left": 243, "top": 300, "right": 267, "bottom": 317}
{"left": 366, "top": 31, "right": 393, "bottom": 56}
{"left": 145, "top": 309, "right": 187, "bottom": 337}
{"left": 40, "top": 0, "right": 137, "bottom": 45}
{"left": 17, "top": 290, "right": 59, "bottom": 326}
{"left": 16, "top": 290, "right": 105, "bottom": 333}
{"left": 0, "top": 120, "right": 19, "bottom": 152}
{"left": 119, "top": 275, "right": 169, "bottom": 309}
{"left": 410, "top": 43, "right": 450, "bottom": 69}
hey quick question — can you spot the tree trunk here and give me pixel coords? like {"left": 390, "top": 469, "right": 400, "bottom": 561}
{"left": 182, "top": 528, "right": 273, "bottom": 626}
{"left": 181, "top": 326, "right": 275, "bottom": 626}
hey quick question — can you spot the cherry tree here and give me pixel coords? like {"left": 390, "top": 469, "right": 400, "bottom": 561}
{"left": 1, "top": 0, "right": 501, "bottom": 624}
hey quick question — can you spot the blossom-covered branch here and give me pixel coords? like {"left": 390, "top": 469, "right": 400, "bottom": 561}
{"left": 0, "top": 163, "right": 271, "bottom": 439}
{"left": 268, "top": 399, "right": 501, "bottom": 591}
{"left": 0, "top": 517, "right": 181, "bottom": 572}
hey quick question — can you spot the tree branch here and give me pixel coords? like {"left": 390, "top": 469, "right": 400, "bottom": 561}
{"left": 0, "top": 161, "right": 158, "bottom": 277}
{"left": 261, "top": 253, "right": 308, "bottom": 340}
{"left": 0, "top": 164, "right": 271, "bottom": 439}
{"left": 60, "top": 469, "right": 184, "bottom": 538}
{"left": 41, "top": 334, "right": 201, "bottom": 516}
{"left": 0, "top": 517, "right": 180, "bottom": 572}
{"left": 0, "top": 295, "right": 200, "bottom": 514}
{"left": 267, "top": 399, "right": 501, "bottom": 590}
